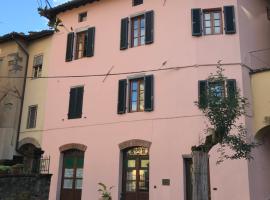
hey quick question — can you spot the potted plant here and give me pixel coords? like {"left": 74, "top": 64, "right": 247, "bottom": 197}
{"left": 98, "top": 182, "right": 113, "bottom": 200}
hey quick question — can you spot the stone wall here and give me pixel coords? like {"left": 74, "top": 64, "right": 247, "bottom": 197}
{"left": 0, "top": 174, "right": 52, "bottom": 200}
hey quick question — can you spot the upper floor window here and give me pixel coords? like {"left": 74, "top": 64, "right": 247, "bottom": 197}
{"left": 0, "top": 58, "right": 3, "bottom": 68}
{"left": 198, "top": 79, "right": 236, "bottom": 108}
{"left": 27, "top": 105, "right": 37, "bottom": 129}
{"left": 68, "top": 86, "right": 84, "bottom": 119}
{"left": 120, "top": 10, "right": 154, "bottom": 50}
{"left": 131, "top": 15, "right": 145, "bottom": 47}
{"left": 192, "top": 6, "right": 236, "bottom": 36}
{"left": 75, "top": 31, "right": 87, "bottom": 59}
{"left": 32, "top": 54, "right": 43, "bottom": 78}
{"left": 203, "top": 9, "right": 222, "bottom": 35}
{"left": 65, "top": 27, "right": 95, "bottom": 62}
{"left": 133, "top": 0, "right": 143, "bottom": 6}
{"left": 78, "top": 12, "right": 87, "bottom": 22}
{"left": 267, "top": 6, "right": 270, "bottom": 20}
{"left": 117, "top": 75, "right": 154, "bottom": 114}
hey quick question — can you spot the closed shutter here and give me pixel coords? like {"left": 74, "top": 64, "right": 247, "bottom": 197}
{"left": 66, "top": 32, "right": 74, "bottom": 62}
{"left": 191, "top": 9, "right": 202, "bottom": 36}
{"left": 224, "top": 6, "right": 236, "bottom": 34}
{"left": 145, "top": 10, "right": 154, "bottom": 44}
{"left": 144, "top": 75, "right": 154, "bottom": 111}
{"left": 226, "top": 79, "right": 236, "bottom": 99}
{"left": 133, "top": 0, "right": 143, "bottom": 6}
{"left": 120, "top": 18, "right": 129, "bottom": 50}
{"left": 68, "top": 87, "right": 84, "bottom": 119}
{"left": 198, "top": 80, "right": 208, "bottom": 109}
{"left": 86, "top": 27, "right": 95, "bottom": 57}
{"left": 118, "top": 79, "right": 127, "bottom": 114}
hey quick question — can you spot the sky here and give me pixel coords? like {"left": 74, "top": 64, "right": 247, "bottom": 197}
{"left": 0, "top": 0, "right": 69, "bottom": 36}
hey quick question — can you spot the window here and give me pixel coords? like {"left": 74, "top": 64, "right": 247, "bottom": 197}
{"left": 65, "top": 27, "right": 95, "bottom": 62}
{"left": 192, "top": 6, "right": 236, "bottom": 36}
{"left": 267, "top": 7, "right": 270, "bottom": 20}
{"left": 27, "top": 105, "right": 37, "bottom": 129}
{"left": 120, "top": 10, "right": 154, "bottom": 50}
{"left": 32, "top": 54, "right": 43, "bottom": 78}
{"left": 133, "top": 0, "right": 143, "bottom": 6}
{"left": 78, "top": 12, "right": 87, "bottom": 22}
{"left": 131, "top": 15, "right": 145, "bottom": 47}
{"left": 68, "top": 86, "right": 84, "bottom": 119}
{"left": 203, "top": 9, "right": 222, "bottom": 35}
{"left": 117, "top": 75, "right": 154, "bottom": 114}
{"left": 198, "top": 79, "right": 236, "bottom": 108}
{"left": 0, "top": 59, "right": 3, "bottom": 67}
{"left": 75, "top": 31, "right": 88, "bottom": 59}
{"left": 129, "top": 78, "right": 145, "bottom": 112}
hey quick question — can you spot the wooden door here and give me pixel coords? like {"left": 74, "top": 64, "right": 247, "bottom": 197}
{"left": 60, "top": 150, "right": 84, "bottom": 200}
{"left": 122, "top": 147, "right": 149, "bottom": 200}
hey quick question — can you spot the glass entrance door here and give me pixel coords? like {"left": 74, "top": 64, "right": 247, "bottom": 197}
{"left": 122, "top": 147, "right": 149, "bottom": 200}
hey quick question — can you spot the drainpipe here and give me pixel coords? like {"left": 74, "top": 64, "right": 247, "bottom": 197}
{"left": 12, "top": 35, "right": 29, "bottom": 155}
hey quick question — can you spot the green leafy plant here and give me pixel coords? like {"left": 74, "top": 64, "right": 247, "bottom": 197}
{"left": 98, "top": 182, "right": 113, "bottom": 200}
{"left": 0, "top": 165, "right": 11, "bottom": 174}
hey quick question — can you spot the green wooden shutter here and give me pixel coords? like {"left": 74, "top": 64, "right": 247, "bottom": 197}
{"left": 66, "top": 32, "right": 74, "bottom": 62}
{"left": 86, "top": 27, "right": 95, "bottom": 57}
{"left": 68, "top": 87, "right": 84, "bottom": 119}
{"left": 224, "top": 6, "right": 236, "bottom": 34}
{"left": 118, "top": 79, "right": 127, "bottom": 114}
{"left": 145, "top": 10, "right": 154, "bottom": 44}
{"left": 227, "top": 79, "right": 236, "bottom": 99}
{"left": 199, "top": 80, "right": 208, "bottom": 109}
{"left": 75, "top": 87, "right": 84, "bottom": 118}
{"left": 120, "top": 18, "right": 129, "bottom": 50}
{"left": 144, "top": 75, "right": 154, "bottom": 111}
{"left": 191, "top": 9, "right": 202, "bottom": 36}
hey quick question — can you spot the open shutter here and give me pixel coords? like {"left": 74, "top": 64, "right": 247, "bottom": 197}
{"left": 145, "top": 10, "right": 154, "bottom": 44}
{"left": 144, "top": 75, "right": 154, "bottom": 111}
{"left": 227, "top": 79, "right": 236, "bottom": 99}
{"left": 198, "top": 80, "right": 208, "bottom": 109}
{"left": 224, "top": 6, "right": 236, "bottom": 34}
{"left": 66, "top": 32, "right": 74, "bottom": 62}
{"left": 68, "top": 88, "right": 76, "bottom": 119}
{"left": 86, "top": 27, "right": 95, "bottom": 57}
{"left": 75, "top": 87, "right": 84, "bottom": 118}
{"left": 120, "top": 18, "right": 129, "bottom": 50}
{"left": 118, "top": 79, "right": 127, "bottom": 114}
{"left": 191, "top": 9, "right": 202, "bottom": 36}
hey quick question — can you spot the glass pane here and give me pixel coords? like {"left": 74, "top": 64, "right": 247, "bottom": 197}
{"left": 133, "top": 38, "right": 138, "bottom": 47}
{"left": 128, "top": 160, "right": 136, "bottom": 168}
{"left": 133, "top": 19, "right": 139, "bottom": 29}
{"left": 64, "top": 157, "right": 74, "bottom": 168}
{"left": 204, "top": 13, "right": 210, "bottom": 20}
{"left": 140, "top": 27, "right": 145, "bottom": 36}
{"left": 76, "top": 168, "right": 83, "bottom": 178}
{"left": 205, "top": 28, "right": 211, "bottom": 35}
{"left": 75, "top": 179, "right": 83, "bottom": 189}
{"left": 139, "top": 101, "right": 144, "bottom": 111}
{"left": 140, "top": 36, "right": 145, "bottom": 45}
{"left": 126, "top": 181, "right": 136, "bottom": 192}
{"left": 63, "top": 179, "right": 73, "bottom": 189}
{"left": 141, "top": 160, "right": 149, "bottom": 168}
{"left": 140, "top": 18, "right": 145, "bottom": 28}
{"left": 134, "top": 29, "right": 138, "bottom": 37}
{"left": 205, "top": 21, "right": 211, "bottom": 28}
{"left": 139, "top": 170, "right": 148, "bottom": 181}
{"left": 132, "top": 82, "right": 138, "bottom": 90}
{"left": 139, "top": 170, "right": 149, "bottom": 191}
{"left": 131, "top": 102, "right": 137, "bottom": 111}
{"left": 64, "top": 168, "right": 74, "bottom": 178}
{"left": 214, "top": 12, "right": 220, "bottom": 19}
{"left": 132, "top": 92, "right": 137, "bottom": 101}
{"left": 209, "top": 82, "right": 224, "bottom": 97}
{"left": 127, "top": 170, "right": 136, "bottom": 181}
{"left": 214, "top": 20, "right": 220, "bottom": 27}
{"left": 139, "top": 181, "right": 149, "bottom": 191}
{"left": 214, "top": 27, "right": 221, "bottom": 34}
{"left": 77, "top": 158, "right": 84, "bottom": 168}
{"left": 127, "top": 147, "right": 149, "bottom": 156}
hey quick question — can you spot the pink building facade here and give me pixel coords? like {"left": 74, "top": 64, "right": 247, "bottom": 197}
{"left": 41, "top": 0, "right": 270, "bottom": 199}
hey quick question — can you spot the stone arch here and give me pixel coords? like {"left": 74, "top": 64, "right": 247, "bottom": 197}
{"left": 18, "top": 137, "right": 41, "bottom": 149}
{"left": 118, "top": 139, "right": 152, "bottom": 150}
{"left": 255, "top": 125, "right": 270, "bottom": 140}
{"left": 59, "top": 143, "right": 87, "bottom": 152}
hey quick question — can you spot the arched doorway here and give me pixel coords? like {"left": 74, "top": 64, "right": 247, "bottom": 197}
{"left": 60, "top": 149, "right": 85, "bottom": 200}
{"left": 122, "top": 146, "right": 149, "bottom": 200}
